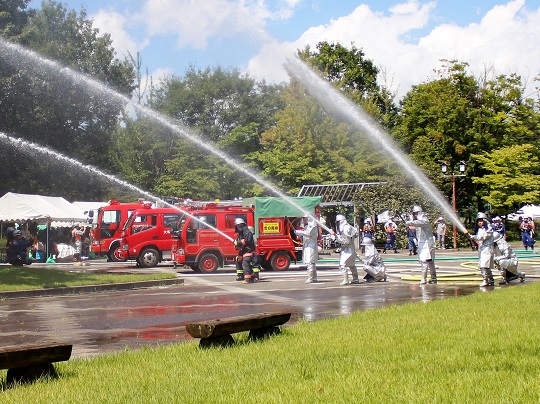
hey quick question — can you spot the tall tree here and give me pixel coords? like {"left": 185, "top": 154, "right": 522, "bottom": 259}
{"left": 0, "top": 0, "right": 33, "bottom": 38}
{"left": 394, "top": 60, "right": 540, "bottom": 213}
{"left": 0, "top": 1, "right": 135, "bottom": 199}
{"left": 118, "top": 66, "right": 284, "bottom": 199}
{"left": 252, "top": 80, "right": 389, "bottom": 195}
{"left": 148, "top": 66, "right": 283, "bottom": 142}
{"left": 472, "top": 144, "right": 540, "bottom": 213}
{"left": 298, "top": 41, "right": 399, "bottom": 129}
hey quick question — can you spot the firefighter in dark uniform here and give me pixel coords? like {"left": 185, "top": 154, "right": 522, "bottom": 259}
{"left": 234, "top": 218, "right": 257, "bottom": 283}
{"left": 6, "top": 229, "right": 33, "bottom": 266}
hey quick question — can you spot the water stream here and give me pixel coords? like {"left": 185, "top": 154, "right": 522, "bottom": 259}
{"left": 0, "top": 37, "right": 464, "bottom": 234}
{"left": 284, "top": 56, "right": 466, "bottom": 233}
{"left": 0, "top": 133, "right": 234, "bottom": 242}
{"left": 0, "top": 38, "right": 330, "bottom": 233}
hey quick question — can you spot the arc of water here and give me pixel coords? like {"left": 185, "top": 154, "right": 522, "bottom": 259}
{"left": 284, "top": 56, "right": 467, "bottom": 234}
{"left": 0, "top": 38, "right": 332, "bottom": 234}
{"left": 0, "top": 132, "right": 235, "bottom": 242}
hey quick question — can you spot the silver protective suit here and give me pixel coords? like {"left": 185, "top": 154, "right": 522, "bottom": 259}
{"left": 494, "top": 237, "right": 522, "bottom": 281}
{"left": 406, "top": 212, "right": 436, "bottom": 284}
{"left": 470, "top": 221, "right": 495, "bottom": 285}
{"left": 361, "top": 243, "right": 386, "bottom": 281}
{"left": 296, "top": 218, "right": 319, "bottom": 283}
{"left": 336, "top": 219, "right": 359, "bottom": 285}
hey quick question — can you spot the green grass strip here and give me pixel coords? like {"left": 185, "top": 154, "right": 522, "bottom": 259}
{"left": 0, "top": 267, "right": 175, "bottom": 292}
{"left": 2, "top": 283, "right": 540, "bottom": 402}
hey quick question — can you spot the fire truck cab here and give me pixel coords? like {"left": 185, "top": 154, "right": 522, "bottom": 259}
{"left": 119, "top": 207, "right": 183, "bottom": 267}
{"left": 91, "top": 199, "right": 152, "bottom": 261}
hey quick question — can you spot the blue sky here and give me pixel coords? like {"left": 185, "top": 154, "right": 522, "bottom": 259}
{"left": 28, "top": 0, "right": 540, "bottom": 98}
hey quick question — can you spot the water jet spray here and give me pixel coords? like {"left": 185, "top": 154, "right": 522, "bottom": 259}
{"left": 0, "top": 132, "right": 235, "bottom": 242}
{"left": 0, "top": 38, "right": 331, "bottom": 234}
{"left": 284, "top": 56, "right": 467, "bottom": 235}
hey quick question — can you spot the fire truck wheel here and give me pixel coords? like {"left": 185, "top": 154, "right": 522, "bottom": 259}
{"left": 109, "top": 243, "right": 127, "bottom": 262}
{"left": 138, "top": 248, "right": 160, "bottom": 268}
{"left": 198, "top": 253, "right": 219, "bottom": 273}
{"left": 270, "top": 252, "right": 291, "bottom": 271}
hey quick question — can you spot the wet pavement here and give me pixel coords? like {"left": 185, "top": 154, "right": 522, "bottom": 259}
{"left": 1, "top": 247, "right": 539, "bottom": 358}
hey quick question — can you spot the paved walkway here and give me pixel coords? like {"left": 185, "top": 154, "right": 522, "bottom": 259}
{"left": 0, "top": 246, "right": 538, "bottom": 358}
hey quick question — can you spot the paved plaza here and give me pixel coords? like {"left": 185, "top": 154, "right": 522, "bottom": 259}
{"left": 1, "top": 246, "right": 538, "bottom": 358}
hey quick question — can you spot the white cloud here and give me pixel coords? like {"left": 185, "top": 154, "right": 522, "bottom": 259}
{"left": 138, "top": 0, "right": 297, "bottom": 50}
{"left": 247, "top": 0, "right": 540, "bottom": 99}
{"left": 92, "top": 10, "right": 147, "bottom": 58}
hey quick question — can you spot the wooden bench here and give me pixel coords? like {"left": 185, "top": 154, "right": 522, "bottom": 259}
{"left": 186, "top": 311, "right": 292, "bottom": 348}
{"left": 0, "top": 342, "right": 72, "bottom": 385}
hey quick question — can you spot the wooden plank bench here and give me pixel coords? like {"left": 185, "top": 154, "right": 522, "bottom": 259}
{"left": 186, "top": 311, "right": 292, "bottom": 348}
{"left": 0, "top": 342, "right": 72, "bottom": 385}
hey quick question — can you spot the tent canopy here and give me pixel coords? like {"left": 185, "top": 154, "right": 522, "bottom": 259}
{"left": 242, "top": 196, "right": 321, "bottom": 235}
{"left": 72, "top": 201, "right": 107, "bottom": 214}
{"left": 243, "top": 196, "right": 321, "bottom": 219}
{"left": 0, "top": 192, "right": 87, "bottom": 225}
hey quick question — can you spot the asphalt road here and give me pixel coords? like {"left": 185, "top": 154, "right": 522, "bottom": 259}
{"left": 1, "top": 248, "right": 538, "bottom": 358}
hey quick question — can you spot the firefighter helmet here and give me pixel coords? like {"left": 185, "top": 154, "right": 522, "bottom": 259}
{"left": 360, "top": 237, "right": 373, "bottom": 246}
{"left": 234, "top": 218, "right": 245, "bottom": 225}
{"left": 412, "top": 205, "right": 423, "bottom": 214}
{"left": 13, "top": 230, "right": 22, "bottom": 237}
{"left": 477, "top": 212, "right": 487, "bottom": 220}
{"left": 335, "top": 214, "right": 346, "bottom": 223}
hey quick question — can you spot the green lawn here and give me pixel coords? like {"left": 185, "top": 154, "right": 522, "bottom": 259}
{"left": 0, "top": 267, "right": 175, "bottom": 292}
{"left": 2, "top": 282, "right": 539, "bottom": 402}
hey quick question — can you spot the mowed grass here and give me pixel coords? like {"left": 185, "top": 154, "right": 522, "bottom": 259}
{"left": 2, "top": 283, "right": 540, "bottom": 403}
{"left": 0, "top": 267, "right": 175, "bottom": 292}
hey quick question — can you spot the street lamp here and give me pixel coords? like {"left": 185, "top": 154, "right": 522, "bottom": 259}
{"left": 441, "top": 161, "right": 467, "bottom": 249}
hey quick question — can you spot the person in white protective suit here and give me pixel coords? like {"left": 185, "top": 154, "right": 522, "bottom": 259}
{"left": 406, "top": 205, "right": 437, "bottom": 285}
{"left": 295, "top": 216, "right": 319, "bottom": 283}
{"left": 465, "top": 212, "right": 495, "bottom": 287}
{"left": 331, "top": 214, "right": 359, "bottom": 285}
{"left": 358, "top": 237, "right": 387, "bottom": 282}
{"left": 493, "top": 231, "right": 525, "bottom": 285}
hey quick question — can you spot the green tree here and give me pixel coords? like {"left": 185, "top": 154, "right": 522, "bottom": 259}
{"left": 130, "top": 66, "right": 284, "bottom": 199}
{"left": 472, "top": 144, "right": 540, "bottom": 213}
{"left": 0, "top": 0, "right": 33, "bottom": 38}
{"left": 252, "top": 81, "right": 388, "bottom": 195}
{"left": 394, "top": 60, "right": 540, "bottom": 214}
{"left": 148, "top": 66, "right": 283, "bottom": 143}
{"left": 298, "top": 41, "right": 399, "bottom": 129}
{"left": 0, "top": 1, "right": 135, "bottom": 199}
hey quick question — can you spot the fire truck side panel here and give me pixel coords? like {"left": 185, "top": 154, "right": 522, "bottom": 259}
{"left": 181, "top": 209, "right": 253, "bottom": 272}
{"left": 120, "top": 208, "right": 182, "bottom": 267}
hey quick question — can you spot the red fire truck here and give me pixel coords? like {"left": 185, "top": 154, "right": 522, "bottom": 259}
{"left": 118, "top": 197, "right": 321, "bottom": 272}
{"left": 90, "top": 199, "right": 153, "bottom": 261}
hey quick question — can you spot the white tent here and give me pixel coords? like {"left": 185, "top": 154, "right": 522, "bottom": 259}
{"left": 507, "top": 205, "right": 540, "bottom": 221}
{"left": 0, "top": 192, "right": 87, "bottom": 225}
{"left": 72, "top": 201, "right": 106, "bottom": 223}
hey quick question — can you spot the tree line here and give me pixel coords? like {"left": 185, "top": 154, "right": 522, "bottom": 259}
{"left": 1, "top": 0, "right": 539, "bottom": 222}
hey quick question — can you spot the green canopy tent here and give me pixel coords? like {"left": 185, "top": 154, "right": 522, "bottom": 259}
{"left": 242, "top": 196, "right": 321, "bottom": 235}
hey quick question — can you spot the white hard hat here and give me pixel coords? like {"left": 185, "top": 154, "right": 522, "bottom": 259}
{"left": 360, "top": 237, "right": 373, "bottom": 246}
{"left": 438, "top": 217, "right": 443, "bottom": 221}
{"left": 412, "top": 205, "right": 423, "bottom": 214}
{"left": 493, "top": 231, "right": 503, "bottom": 243}
{"left": 234, "top": 217, "right": 245, "bottom": 225}
{"left": 477, "top": 212, "right": 487, "bottom": 220}
{"left": 336, "top": 214, "right": 346, "bottom": 222}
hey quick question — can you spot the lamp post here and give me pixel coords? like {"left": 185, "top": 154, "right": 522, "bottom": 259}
{"left": 441, "top": 161, "right": 467, "bottom": 249}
